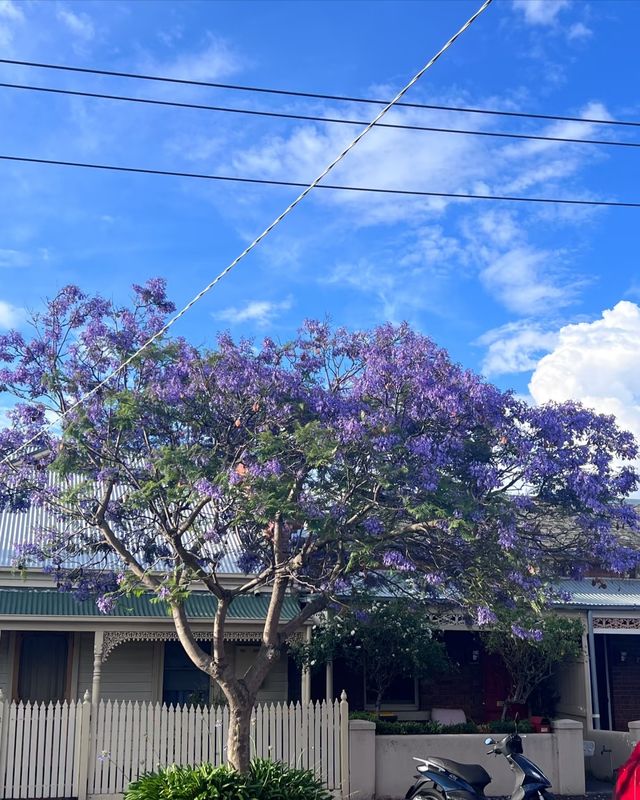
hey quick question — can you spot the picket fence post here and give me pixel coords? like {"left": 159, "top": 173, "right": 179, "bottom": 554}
{"left": 76, "top": 690, "right": 92, "bottom": 800}
{"left": 0, "top": 689, "right": 7, "bottom": 793}
{"left": 339, "top": 690, "right": 349, "bottom": 800}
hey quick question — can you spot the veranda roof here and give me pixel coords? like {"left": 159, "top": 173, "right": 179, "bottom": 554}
{"left": 0, "top": 587, "right": 301, "bottom": 619}
{"left": 554, "top": 578, "right": 640, "bottom": 609}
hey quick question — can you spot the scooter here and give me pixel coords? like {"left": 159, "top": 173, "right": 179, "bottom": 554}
{"left": 405, "top": 728, "right": 555, "bottom": 800}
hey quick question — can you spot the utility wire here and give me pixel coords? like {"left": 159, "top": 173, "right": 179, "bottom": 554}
{"left": 0, "top": 0, "right": 494, "bottom": 468}
{"left": 1, "top": 81, "right": 638, "bottom": 150}
{"left": 1, "top": 55, "right": 638, "bottom": 130}
{"left": 2, "top": 153, "right": 638, "bottom": 208}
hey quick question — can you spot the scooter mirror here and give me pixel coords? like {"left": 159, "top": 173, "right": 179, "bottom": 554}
{"left": 484, "top": 737, "right": 495, "bottom": 746}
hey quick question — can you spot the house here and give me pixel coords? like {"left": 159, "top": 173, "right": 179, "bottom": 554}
{"left": 1, "top": 497, "right": 635, "bottom": 731}
{"left": 0, "top": 498, "right": 519, "bottom": 720}
{"left": 549, "top": 579, "right": 640, "bottom": 732}
{"left": 0, "top": 501, "right": 298, "bottom": 708}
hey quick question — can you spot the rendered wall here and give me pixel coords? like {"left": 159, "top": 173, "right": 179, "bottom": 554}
{"left": 350, "top": 720, "right": 585, "bottom": 800}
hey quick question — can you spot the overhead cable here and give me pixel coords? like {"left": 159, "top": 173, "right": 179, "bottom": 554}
{"left": 1, "top": 81, "right": 638, "bottom": 149}
{"left": 0, "top": 0, "right": 494, "bottom": 467}
{"left": 1, "top": 153, "right": 638, "bottom": 208}
{"left": 0, "top": 56, "right": 637, "bottom": 129}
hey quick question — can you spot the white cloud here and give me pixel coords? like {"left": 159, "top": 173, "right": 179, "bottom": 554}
{"left": 529, "top": 301, "right": 640, "bottom": 446}
{"left": 461, "top": 209, "right": 579, "bottom": 315}
{"left": 143, "top": 35, "right": 242, "bottom": 82}
{"left": 0, "top": 249, "right": 30, "bottom": 268}
{"left": 214, "top": 298, "right": 292, "bottom": 327}
{"left": 0, "top": 300, "right": 25, "bottom": 328}
{"left": 0, "top": 0, "right": 23, "bottom": 47}
{"left": 204, "top": 88, "right": 608, "bottom": 317}
{"left": 56, "top": 6, "right": 94, "bottom": 40}
{"left": 325, "top": 234, "right": 464, "bottom": 325}
{"left": 568, "top": 21, "right": 593, "bottom": 41}
{"left": 229, "top": 106, "right": 492, "bottom": 226}
{"left": 0, "top": 0, "right": 23, "bottom": 21}
{"left": 478, "top": 320, "right": 558, "bottom": 376}
{"left": 512, "top": 0, "right": 570, "bottom": 26}
{"left": 480, "top": 246, "right": 576, "bottom": 315}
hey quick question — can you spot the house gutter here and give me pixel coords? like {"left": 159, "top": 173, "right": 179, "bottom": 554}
{"left": 587, "top": 610, "right": 601, "bottom": 730}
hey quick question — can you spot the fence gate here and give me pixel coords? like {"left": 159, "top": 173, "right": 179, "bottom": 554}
{"left": 0, "top": 692, "right": 349, "bottom": 799}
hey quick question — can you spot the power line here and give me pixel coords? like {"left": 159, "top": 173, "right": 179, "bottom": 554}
{"left": 0, "top": 0, "right": 494, "bottom": 468}
{"left": 2, "top": 81, "right": 639, "bottom": 150}
{"left": 1, "top": 57, "right": 638, "bottom": 130}
{"left": 2, "top": 153, "right": 638, "bottom": 208}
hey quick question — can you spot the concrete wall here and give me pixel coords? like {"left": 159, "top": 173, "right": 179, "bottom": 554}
{"left": 350, "top": 719, "right": 585, "bottom": 800}
{"left": 587, "top": 722, "right": 640, "bottom": 780}
{"left": 588, "top": 730, "right": 635, "bottom": 780}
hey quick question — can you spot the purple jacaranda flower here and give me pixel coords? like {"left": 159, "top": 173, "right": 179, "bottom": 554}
{"left": 476, "top": 607, "right": 498, "bottom": 626}
{"left": 511, "top": 624, "right": 543, "bottom": 641}
{"left": 381, "top": 551, "right": 414, "bottom": 572}
{"left": 96, "top": 595, "right": 116, "bottom": 614}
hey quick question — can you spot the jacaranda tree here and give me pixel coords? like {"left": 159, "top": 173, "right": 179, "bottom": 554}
{"left": 0, "top": 280, "right": 638, "bottom": 770}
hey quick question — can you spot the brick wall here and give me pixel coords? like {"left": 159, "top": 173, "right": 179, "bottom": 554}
{"left": 420, "top": 631, "right": 496, "bottom": 723}
{"left": 607, "top": 636, "right": 640, "bottom": 730}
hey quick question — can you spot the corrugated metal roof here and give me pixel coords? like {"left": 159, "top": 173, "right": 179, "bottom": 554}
{"left": 0, "top": 587, "right": 300, "bottom": 619}
{"left": 554, "top": 579, "right": 640, "bottom": 608}
{"left": 0, "top": 475, "right": 245, "bottom": 573}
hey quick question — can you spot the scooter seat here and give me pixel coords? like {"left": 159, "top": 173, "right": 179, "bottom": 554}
{"left": 429, "top": 758, "right": 492, "bottom": 789}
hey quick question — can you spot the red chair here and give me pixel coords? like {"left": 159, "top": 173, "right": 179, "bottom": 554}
{"left": 615, "top": 742, "right": 640, "bottom": 800}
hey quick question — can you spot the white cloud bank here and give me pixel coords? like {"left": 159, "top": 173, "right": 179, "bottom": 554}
{"left": 529, "top": 301, "right": 640, "bottom": 445}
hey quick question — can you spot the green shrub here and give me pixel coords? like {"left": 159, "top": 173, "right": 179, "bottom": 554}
{"left": 349, "top": 712, "right": 478, "bottom": 736}
{"left": 124, "top": 759, "right": 332, "bottom": 800}
{"left": 349, "top": 712, "right": 535, "bottom": 736}
{"left": 484, "top": 719, "right": 533, "bottom": 734}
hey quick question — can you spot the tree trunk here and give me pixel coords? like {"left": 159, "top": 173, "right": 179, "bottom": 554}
{"left": 375, "top": 689, "right": 383, "bottom": 717}
{"left": 226, "top": 694, "right": 254, "bottom": 773}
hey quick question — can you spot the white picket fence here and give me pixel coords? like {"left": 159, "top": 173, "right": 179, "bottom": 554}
{"left": 0, "top": 692, "right": 349, "bottom": 800}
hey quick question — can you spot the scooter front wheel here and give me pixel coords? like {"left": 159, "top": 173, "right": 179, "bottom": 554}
{"left": 414, "top": 792, "right": 445, "bottom": 800}
{"left": 538, "top": 792, "right": 555, "bottom": 800}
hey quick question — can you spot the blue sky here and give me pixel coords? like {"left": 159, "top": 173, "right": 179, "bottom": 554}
{"left": 1, "top": 0, "right": 640, "bottom": 442}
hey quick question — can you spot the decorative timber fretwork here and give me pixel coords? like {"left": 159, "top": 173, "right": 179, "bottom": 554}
{"left": 101, "top": 628, "right": 304, "bottom": 661}
{"left": 593, "top": 616, "right": 640, "bottom": 632}
{"left": 425, "top": 611, "right": 471, "bottom": 630}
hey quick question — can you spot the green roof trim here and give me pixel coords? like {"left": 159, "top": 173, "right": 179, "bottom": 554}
{"left": 0, "top": 588, "right": 301, "bottom": 620}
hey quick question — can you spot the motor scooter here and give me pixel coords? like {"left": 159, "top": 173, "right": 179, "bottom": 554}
{"left": 404, "top": 728, "right": 555, "bottom": 800}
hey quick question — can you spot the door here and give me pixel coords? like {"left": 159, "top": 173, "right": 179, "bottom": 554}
{"left": 16, "top": 631, "right": 69, "bottom": 703}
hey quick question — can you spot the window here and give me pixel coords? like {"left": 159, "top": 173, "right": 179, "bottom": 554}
{"left": 364, "top": 673, "right": 419, "bottom": 710}
{"left": 162, "top": 641, "right": 211, "bottom": 706}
